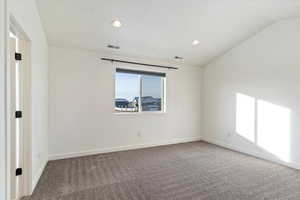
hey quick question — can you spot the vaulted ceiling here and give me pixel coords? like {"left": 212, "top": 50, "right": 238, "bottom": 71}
{"left": 36, "top": 0, "right": 300, "bottom": 67}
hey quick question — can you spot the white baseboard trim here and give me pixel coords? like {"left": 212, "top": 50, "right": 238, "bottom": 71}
{"left": 49, "top": 137, "right": 202, "bottom": 161}
{"left": 202, "top": 137, "right": 300, "bottom": 170}
{"left": 31, "top": 159, "right": 48, "bottom": 193}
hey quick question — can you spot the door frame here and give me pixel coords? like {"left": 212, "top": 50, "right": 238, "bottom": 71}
{"left": 0, "top": 0, "right": 8, "bottom": 199}
{"left": 8, "top": 15, "right": 32, "bottom": 199}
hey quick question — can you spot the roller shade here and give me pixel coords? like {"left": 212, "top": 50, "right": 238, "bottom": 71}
{"left": 116, "top": 68, "right": 166, "bottom": 77}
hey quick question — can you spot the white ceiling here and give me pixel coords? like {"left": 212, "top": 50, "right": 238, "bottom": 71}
{"left": 36, "top": 0, "right": 300, "bottom": 67}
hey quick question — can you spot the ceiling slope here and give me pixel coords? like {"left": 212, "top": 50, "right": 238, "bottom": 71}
{"left": 36, "top": 0, "right": 300, "bottom": 67}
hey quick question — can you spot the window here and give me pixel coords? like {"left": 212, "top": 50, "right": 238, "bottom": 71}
{"left": 115, "top": 68, "right": 165, "bottom": 113}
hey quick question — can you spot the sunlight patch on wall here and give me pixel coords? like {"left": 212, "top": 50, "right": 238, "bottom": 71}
{"left": 235, "top": 93, "right": 291, "bottom": 162}
{"left": 257, "top": 100, "right": 291, "bottom": 162}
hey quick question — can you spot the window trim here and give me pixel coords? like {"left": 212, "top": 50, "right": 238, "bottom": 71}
{"left": 114, "top": 68, "right": 166, "bottom": 114}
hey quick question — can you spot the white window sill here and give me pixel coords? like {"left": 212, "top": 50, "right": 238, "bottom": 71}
{"left": 114, "top": 111, "right": 166, "bottom": 115}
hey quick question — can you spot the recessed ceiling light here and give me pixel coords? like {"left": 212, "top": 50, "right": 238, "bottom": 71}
{"left": 192, "top": 40, "right": 199, "bottom": 45}
{"left": 174, "top": 56, "right": 184, "bottom": 60}
{"left": 112, "top": 19, "right": 122, "bottom": 28}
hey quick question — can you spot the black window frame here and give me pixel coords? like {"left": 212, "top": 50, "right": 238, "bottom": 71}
{"left": 115, "top": 68, "right": 166, "bottom": 113}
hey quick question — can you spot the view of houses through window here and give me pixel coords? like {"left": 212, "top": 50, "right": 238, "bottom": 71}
{"left": 115, "top": 68, "right": 165, "bottom": 113}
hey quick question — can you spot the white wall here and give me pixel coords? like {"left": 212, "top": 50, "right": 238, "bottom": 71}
{"left": 0, "top": 0, "right": 8, "bottom": 199}
{"left": 48, "top": 46, "right": 202, "bottom": 159}
{"left": 8, "top": 0, "right": 48, "bottom": 191}
{"left": 203, "top": 18, "right": 300, "bottom": 169}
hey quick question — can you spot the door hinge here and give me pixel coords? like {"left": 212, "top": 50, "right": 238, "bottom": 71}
{"left": 16, "top": 168, "right": 22, "bottom": 176}
{"left": 15, "top": 111, "right": 22, "bottom": 118}
{"left": 15, "top": 53, "right": 22, "bottom": 61}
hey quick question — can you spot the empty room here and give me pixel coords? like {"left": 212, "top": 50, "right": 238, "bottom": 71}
{"left": 2, "top": 0, "right": 300, "bottom": 199}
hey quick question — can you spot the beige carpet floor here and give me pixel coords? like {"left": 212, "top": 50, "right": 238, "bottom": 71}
{"left": 24, "top": 142, "right": 300, "bottom": 200}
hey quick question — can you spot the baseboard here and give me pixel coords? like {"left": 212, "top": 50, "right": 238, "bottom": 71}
{"left": 202, "top": 137, "right": 300, "bottom": 170}
{"left": 31, "top": 159, "right": 48, "bottom": 193}
{"left": 49, "top": 137, "right": 202, "bottom": 161}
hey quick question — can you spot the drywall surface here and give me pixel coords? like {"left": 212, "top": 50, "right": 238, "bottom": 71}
{"left": 8, "top": 0, "right": 48, "bottom": 191}
{"left": 203, "top": 18, "right": 300, "bottom": 169}
{"left": 48, "top": 46, "right": 202, "bottom": 159}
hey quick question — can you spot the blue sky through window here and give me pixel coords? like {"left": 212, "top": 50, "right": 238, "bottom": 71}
{"left": 115, "top": 72, "right": 162, "bottom": 101}
{"left": 115, "top": 73, "right": 139, "bottom": 101}
{"left": 142, "top": 75, "right": 162, "bottom": 98}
